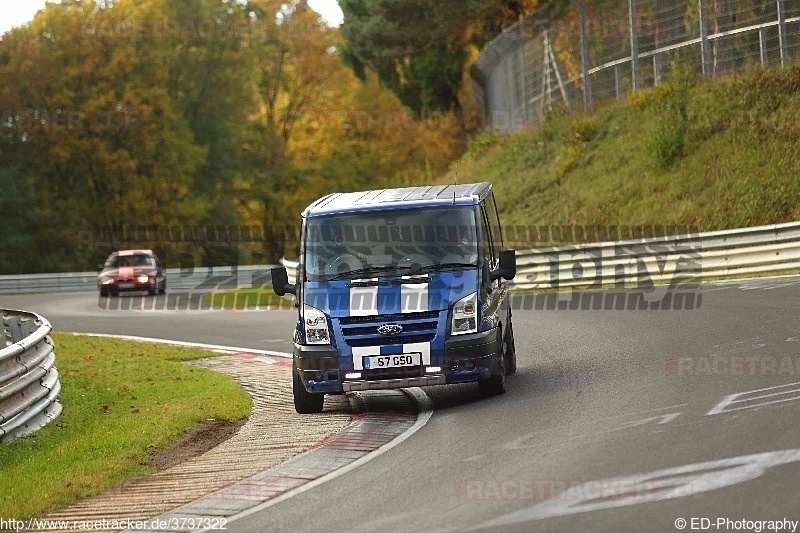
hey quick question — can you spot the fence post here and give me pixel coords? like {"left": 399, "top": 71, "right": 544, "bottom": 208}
{"left": 541, "top": 30, "right": 549, "bottom": 116}
{"left": 653, "top": 55, "right": 660, "bottom": 84}
{"left": 615, "top": 64, "right": 622, "bottom": 99}
{"left": 698, "top": 0, "right": 712, "bottom": 78}
{"left": 504, "top": 53, "right": 515, "bottom": 131}
{"left": 777, "top": 0, "right": 788, "bottom": 67}
{"left": 571, "top": 0, "right": 592, "bottom": 108}
{"left": 628, "top": 0, "right": 639, "bottom": 90}
{"left": 520, "top": 40, "right": 529, "bottom": 125}
{"left": 759, "top": 28, "right": 767, "bottom": 68}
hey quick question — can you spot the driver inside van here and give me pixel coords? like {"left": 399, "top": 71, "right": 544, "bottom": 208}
{"left": 329, "top": 225, "right": 368, "bottom": 261}
{"left": 310, "top": 223, "right": 369, "bottom": 276}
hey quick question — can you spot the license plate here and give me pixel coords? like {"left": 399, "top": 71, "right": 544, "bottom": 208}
{"left": 363, "top": 353, "right": 421, "bottom": 370}
{"left": 118, "top": 282, "right": 134, "bottom": 289}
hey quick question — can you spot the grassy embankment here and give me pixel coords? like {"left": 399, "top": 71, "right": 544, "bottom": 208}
{"left": 451, "top": 62, "right": 800, "bottom": 238}
{"left": 0, "top": 334, "right": 252, "bottom": 519}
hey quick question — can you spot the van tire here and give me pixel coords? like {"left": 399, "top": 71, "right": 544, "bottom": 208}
{"left": 293, "top": 367, "right": 325, "bottom": 414}
{"left": 504, "top": 320, "right": 517, "bottom": 375}
{"left": 478, "top": 334, "right": 507, "bottom": 396}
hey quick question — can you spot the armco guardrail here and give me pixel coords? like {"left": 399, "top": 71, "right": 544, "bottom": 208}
{"left": 281, "top": 221, "right": 800, "bottom": 290}
{"left": 0, "top": 265, "right": 277, "bottom": 294}
{"left": 512, "top": 221, "right": 800, "bottom": 289}
{"left": 4, "top": 222, "right": 798, "bottom": 295}
{"left": 1, "top": 309, "right": 62, "bottom": 443}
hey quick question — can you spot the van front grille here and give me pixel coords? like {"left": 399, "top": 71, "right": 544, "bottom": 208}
{"left": 338, "top": 310, "right": 441, "bottom": 348}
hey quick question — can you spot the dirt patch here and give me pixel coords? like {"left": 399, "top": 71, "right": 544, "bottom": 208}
{"left": 148, "top": 419, "right": 246, "bottom": 472}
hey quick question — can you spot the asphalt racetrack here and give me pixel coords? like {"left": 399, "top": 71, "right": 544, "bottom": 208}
{"left": 5, "top": 276, "right": 800, "bottom": 532}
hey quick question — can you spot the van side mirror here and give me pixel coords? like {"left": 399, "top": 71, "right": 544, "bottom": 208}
{"left": 97, "top": 263, "right": 105, "bottom": 272}
{"left": 491, "top": 249, "right": 516, "bottom": 281}
{"left": 271, "top": 266, "right": 296, "bottom": 297}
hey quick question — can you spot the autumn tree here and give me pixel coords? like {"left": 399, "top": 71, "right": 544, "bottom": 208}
{"left": 339, "top": 0, "right": 538, "bottom": 116}
{"left": 0, "top": 0, "right": 464, "bottom": 272}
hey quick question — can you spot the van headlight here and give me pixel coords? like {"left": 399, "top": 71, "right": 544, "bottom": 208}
{"left": 452, "top": 292, "right": 477, "bottom": 335}
{"left": 303, "top": 304, "right": 330, "bottom": 345}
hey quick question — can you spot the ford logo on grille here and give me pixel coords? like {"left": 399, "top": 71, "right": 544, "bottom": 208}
{"left": 377, "top": 324, "right": 403, "bottom": 336}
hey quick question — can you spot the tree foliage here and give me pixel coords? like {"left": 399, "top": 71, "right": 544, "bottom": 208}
{"left": 339, "top": 0, "right": 539, "bottom": 116}
{"left": 0, "top": 0, "right": 461, "bottom": 273}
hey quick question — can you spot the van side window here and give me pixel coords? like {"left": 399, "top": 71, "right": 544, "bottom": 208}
{"left": 480, "top": 204, "right": 497, "bottom": 269}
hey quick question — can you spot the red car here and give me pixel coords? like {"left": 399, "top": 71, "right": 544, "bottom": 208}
{"left": 97, "top": 250, "right": 167, "bottom": 297}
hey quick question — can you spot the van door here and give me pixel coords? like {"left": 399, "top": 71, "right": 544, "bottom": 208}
{"left": 479, "top": 201, "right": 507, "bottom": 332}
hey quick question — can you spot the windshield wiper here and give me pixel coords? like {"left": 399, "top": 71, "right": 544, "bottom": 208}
{"left": 410, "top": 262, "right": 474, "bottom": 275}
{"left": 324, "top": 265, "right": 412, "bottom": 281}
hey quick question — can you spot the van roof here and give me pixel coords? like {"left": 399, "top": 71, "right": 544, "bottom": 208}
{"left": 303, "top": 183, "right": 493, "bottom": 217}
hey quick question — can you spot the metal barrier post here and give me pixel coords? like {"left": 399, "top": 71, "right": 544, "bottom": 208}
{"left": 629, "top": 0, "right": 639, "bottom": 90}
{"left": 699, "top": 0, "right": 712, "bottom": 78}
{"left": 777, "top": 0, "right": 788, "bottom": 67}
{"left": 653, "top": 54, "right": 661, "bottom": 84}
{"left": 571, "top": 0, "right": 592, "bottom": 108}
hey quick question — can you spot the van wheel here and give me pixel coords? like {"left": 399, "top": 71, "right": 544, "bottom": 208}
{"left": 505, "top": 320, "right": 517, "bottom": 375}
{"left": 478, "top": 334, "right": 507, "bottom": 397}
{"left": 293, "top": 367, "right": 325, "bottom": 414}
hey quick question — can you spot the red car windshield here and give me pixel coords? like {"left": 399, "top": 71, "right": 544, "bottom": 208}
{"left": 107, "top": 254, "right": 155, "bottom": 268}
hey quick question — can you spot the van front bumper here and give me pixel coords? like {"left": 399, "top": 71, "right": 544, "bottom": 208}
{"left": 293, "top": 326, "right": 502, "bottom": 393}
{"left": 293, "top": 344, "right": 344, "bottom": 394}
{"left": 444, "top": 327, "right": 501, "bottom": 384}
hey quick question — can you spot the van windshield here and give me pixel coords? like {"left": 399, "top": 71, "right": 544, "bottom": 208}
{"left": 304, "top": 207, "right": 478, "bottom": 281}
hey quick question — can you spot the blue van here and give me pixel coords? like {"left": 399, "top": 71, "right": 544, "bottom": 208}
{"left": 271, "top": 183, "right": 517, "bottom": 413}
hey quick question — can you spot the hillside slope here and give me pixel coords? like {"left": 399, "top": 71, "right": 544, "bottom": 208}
{"left": 449, "top": 63, "right": 800, "bottom": 238}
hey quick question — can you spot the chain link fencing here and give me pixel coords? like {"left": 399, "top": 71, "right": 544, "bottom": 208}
{"left": 472, "top": 0, "right": 800, "bottom": 131}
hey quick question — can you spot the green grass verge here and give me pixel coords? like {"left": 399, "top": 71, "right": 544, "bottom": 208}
{"left": 450, "top": 62, "right": 800, "bottom": 237}
{"left": 0, "top": 334, "right": 252, "bottom": 519}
